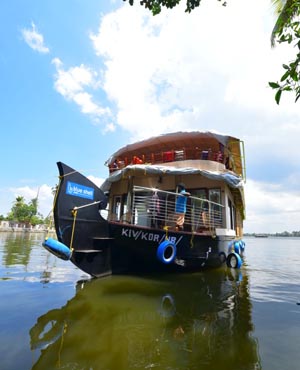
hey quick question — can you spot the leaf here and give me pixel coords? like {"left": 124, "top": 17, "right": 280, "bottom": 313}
{"left": 275, "top": 89, "right": 282, "bottom": 105}
{"left": 280, "top": 70, "right": 290, "bottom": 81}
{"left": 290, "top": 70, "right": 299, "bottom": 81}
{"left": 282, "top": 64, "right": 290, "bottom": 70}
{"left": 269, "top": 82, "right": 280, "bottom": 89}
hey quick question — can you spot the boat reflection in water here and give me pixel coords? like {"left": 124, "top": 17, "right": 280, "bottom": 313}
{"left": 30, "top": 268, "right": 261, "bottom": 370}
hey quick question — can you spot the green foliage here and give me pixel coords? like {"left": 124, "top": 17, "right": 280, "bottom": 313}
{"left": 7, "top": 196, "right": 44, "bottom": 226}
{"left": 123, "top": 0, "right": 227, "bottom": 15}
{"left": 30, "top": 215, "right": 44, "bottom": 227}
{"left": 270, "top": 1, "right": 300, "bottom": 104}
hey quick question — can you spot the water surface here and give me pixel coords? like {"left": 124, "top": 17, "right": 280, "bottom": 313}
{"left": 0, "top": 232, "right": 300, "bottom": 369}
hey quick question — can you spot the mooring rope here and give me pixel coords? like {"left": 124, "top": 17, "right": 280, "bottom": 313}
{"left": 45, "top": 169, "right": 81, "bottom": 240}
{"left": 69, "top": 209, "right": 78, "bottom": 252}
{"left": 163, "top": 226, "right": 169, "bottom": 240}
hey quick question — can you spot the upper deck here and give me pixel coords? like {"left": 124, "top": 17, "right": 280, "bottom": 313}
{"left": 106, "top": 131, "right": 246, "bottom": 180}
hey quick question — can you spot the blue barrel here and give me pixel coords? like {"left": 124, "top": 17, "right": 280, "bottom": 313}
{"left": 43, "top": 238, "right": 72, "bottom": 261}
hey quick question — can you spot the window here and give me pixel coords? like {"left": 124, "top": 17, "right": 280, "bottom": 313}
{"left": 112, "top": 194, "right": 128, "bottom": 221}
{"left": 209, "top": 189, "right": 222, "bottom": 227}
{"left": 228, "top": 198, "right": 235, "bottom": 230}
{"left": 113, "top": 196, "right": 122, "bottom": 221}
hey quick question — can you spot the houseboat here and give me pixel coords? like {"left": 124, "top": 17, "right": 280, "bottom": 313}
{"left": 43, "top": 131, "right": 246, "bottom": 277}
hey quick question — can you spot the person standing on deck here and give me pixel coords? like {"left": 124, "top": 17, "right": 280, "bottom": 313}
{"left": 175, "top": 183, "right": 190, "bottom": 230}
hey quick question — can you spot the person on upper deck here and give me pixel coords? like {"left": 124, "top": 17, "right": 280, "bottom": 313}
{"left": 175, "top": 183, "right": 190, "bottom": 230}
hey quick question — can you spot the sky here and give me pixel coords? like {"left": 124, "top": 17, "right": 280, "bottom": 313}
{"left": 1, "top": 0, "right": 300, "bottom": 233}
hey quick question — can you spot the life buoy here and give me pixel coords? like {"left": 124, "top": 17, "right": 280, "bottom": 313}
{"left": 226, "top": 252, "right": 242, "bottom": 269}
{"left": 43, "top": 238, "right": 72, "bottom": 261}
{"left": 157, "top": 240, "right": 176, "bottom": 264}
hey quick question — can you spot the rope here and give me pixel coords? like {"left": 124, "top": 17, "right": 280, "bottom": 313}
{"left": 163, "top": 226, "right": 169, "bottom": 240}
{"left": 45, "top": 170, "right": 79, "bottom": 240}
{"left": 190, "top": 233, "right": 194, "bottom": 248}
{"left": 45, "top": 169, "right": 102, "bottom": 251}
{"left": 70, "top": 209, "right": 77, "bottom": 252}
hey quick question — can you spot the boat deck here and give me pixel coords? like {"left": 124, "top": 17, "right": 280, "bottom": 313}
{"left": 105, "top": 186, "right": 223, "bottom": 234}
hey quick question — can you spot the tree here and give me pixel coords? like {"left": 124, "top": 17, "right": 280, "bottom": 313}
{"left": 123, "top": 0, "right": 226, "bottom": 15}
{"left": 7, "top": 196, "right": 44, "bottom": 227}
{"left": 269, "top": 0, "right": 300, "bottom": 104}
{"left": 8, "top": 196, "right": 26, "bottom": 222}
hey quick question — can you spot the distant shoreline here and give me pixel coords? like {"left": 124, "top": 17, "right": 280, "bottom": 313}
{"left": 244, "top": 233, "right": 300, "bottom": 238}
{"left": 0, "top": 227, "right": 55, "bottom": 234}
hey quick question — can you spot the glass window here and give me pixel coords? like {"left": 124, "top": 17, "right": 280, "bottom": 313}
{"left": 113, "top": 196, "right": 121, "bottom": 221}
{"left": 209, "top": 189, "right": 222, "bottom": 226}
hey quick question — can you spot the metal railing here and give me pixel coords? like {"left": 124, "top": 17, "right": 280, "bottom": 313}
{"left": 109, "top": 148, "right": 226, "bottom": 172}
{"left": 127, "top": 186, "right": 224, "bottom": 232}
{"left": 108, "top": 146, "right": 246, "bottom": 181}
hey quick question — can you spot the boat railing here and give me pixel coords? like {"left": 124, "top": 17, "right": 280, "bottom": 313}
{"left": 109, "top": 148, "right": 226, "bottom": 171}
{"left": 121, "top": 186, "right": 224, "bottom": 232}
{"left": 108, "top": 146, "right": 245, "bottom": 180}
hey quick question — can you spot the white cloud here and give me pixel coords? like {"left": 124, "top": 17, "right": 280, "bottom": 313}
{"left": 21, "top": 22, "right": 49, "bottom": 54}
{"left": 244, "top": 179, "right": 300, "bottom": 233}
{"left": 87, "top": 175, "right": 104, "bottom": 188}
{"left": 89, "top": 0, "right": 300, "bottom": 145}
{"left": 102, "top": 122, "right": 116, "bottom": 134}
{"left": 52, "top": 58, "right": 111, "bottom": 121}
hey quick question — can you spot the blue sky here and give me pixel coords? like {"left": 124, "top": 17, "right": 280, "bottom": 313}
{"left": 1, "top": 0, "right": 300, "bottom": 233}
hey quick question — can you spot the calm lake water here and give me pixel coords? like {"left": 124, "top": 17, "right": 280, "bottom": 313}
{"left": 1, "top": 232, "right": 300, "bottom": 370}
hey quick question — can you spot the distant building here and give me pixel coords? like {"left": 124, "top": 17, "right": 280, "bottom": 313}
{"left": 0, "top": 221, "right": 9, "bottom": 228}
{"left": 0, "top": 220, "right": 53, "bottom": 233}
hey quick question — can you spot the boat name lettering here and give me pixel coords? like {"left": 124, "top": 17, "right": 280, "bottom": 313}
{"left": 121, "top": 228, "right": 177, "bottom": 244}
{"left": 66, "top": 181, "right": 94, "bottom": 200}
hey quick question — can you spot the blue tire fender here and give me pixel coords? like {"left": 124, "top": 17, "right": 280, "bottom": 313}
{"left": 157, "top": 240, "right": 176, "bottom": 264}
{"left": 43, "top": 238, "right": 72, "bottom": 261}
{"left": 233, "top": 241, "right": 241, "bottom": 254}
{"left": 226, "top": 252, "right": 242, "bottom": 269}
